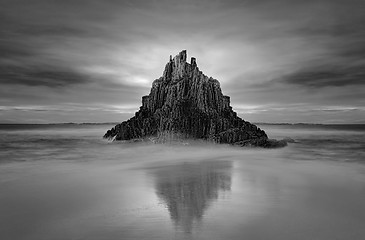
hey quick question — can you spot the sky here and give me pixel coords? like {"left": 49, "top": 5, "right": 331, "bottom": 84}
{"left": 0, "top": 0, "right": 364, "bottom": 124}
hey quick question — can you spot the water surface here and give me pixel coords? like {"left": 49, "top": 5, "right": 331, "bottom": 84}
{"left": 0, "top": 124, "right": 365, "bottom": 239}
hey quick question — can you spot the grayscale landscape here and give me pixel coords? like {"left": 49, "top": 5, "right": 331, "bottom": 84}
{"left": 0, "top": 1, "right": 364, "bottom": 240}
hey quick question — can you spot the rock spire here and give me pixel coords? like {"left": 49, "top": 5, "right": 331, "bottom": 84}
{"left": 104, "top": 50, "right": 285, "bottom": 147}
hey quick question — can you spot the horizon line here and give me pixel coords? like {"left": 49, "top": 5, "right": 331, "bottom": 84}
{"left": 1, "top": 122, "right": 364, "bottom": 125}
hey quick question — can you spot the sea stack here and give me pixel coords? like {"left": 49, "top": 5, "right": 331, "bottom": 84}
{"left": 104, "top": 50, "right": 284, "bottom": 147}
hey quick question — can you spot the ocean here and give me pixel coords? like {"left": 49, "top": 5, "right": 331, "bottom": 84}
{"left": 1, "top": 123, "right": 365, "bottom": 240}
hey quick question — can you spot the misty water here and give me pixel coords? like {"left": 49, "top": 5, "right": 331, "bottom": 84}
{"left": 1, "top": 124, "right": 365, "bottom": 240}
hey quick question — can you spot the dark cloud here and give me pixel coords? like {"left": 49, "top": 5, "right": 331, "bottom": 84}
{"left": 0, "top": 65, "right": 89, "bottom": 88}
{"left": 0, "top": 41, "right": 34, "bottom": 58}
{"left": 279, "top": 65, "right": 365, "bottom": 88}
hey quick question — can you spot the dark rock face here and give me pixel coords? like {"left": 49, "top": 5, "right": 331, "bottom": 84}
{"left": 104, "top": 50, "right": 275, "bottom": 147}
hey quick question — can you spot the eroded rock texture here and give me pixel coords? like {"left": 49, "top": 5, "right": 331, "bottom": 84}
{"left": 104, "top": 50, "right": 275, "bottom": 147}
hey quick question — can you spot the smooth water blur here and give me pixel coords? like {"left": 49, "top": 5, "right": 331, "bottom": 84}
{"left": 258, "top": 124, "right": 365, "bottom": 163}
{"left": 0, "top": 124, "right": 365, "bottom": 240}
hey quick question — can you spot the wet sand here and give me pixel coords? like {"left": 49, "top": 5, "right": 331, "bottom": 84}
{"left": 1, "top": 144, "right": 365, "bottom": 240}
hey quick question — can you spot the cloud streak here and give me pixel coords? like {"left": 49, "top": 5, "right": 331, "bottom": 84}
{"left": 0, "top": 65, "right": 90, "bottom": 88}
{"left": 278, "top": 65, "right": 365, "bottom": 88}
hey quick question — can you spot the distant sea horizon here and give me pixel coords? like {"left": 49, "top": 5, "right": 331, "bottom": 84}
{"left": 1, "top": 122, "right": 364, "bottom": 125}
{"left": 1, "top": 122, "right": 365, "bottom": 132}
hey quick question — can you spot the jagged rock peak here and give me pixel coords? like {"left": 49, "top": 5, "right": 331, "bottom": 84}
{"left": 162, "top": 50, "right": 200, "bottom": 82}
{"left": 104, "top": 50, "right": 286, "bottom": 148}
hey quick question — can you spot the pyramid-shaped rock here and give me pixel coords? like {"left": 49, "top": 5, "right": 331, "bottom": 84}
{"left": 104, "top": 50, "right": 283, "bottom": 147}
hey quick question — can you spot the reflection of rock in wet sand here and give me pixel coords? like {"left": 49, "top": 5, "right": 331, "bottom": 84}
{"left": 154, "top": 161, "right": 232, "bottom": 233}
